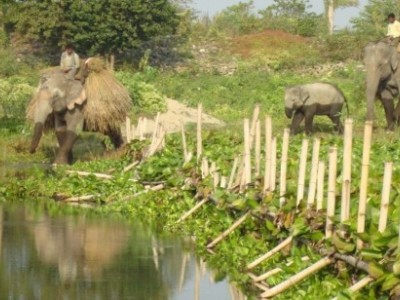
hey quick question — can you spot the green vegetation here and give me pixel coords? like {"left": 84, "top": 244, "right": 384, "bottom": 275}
{"left": 2, "top": 0, "right": 400, "bottom": 299}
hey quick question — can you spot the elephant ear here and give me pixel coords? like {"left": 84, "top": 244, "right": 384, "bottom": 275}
{"left": 391, "top": 49, "right": 398, "bottom": 71}
{"left": 299, "top": 88, "right": 310, "bottom": 104}
{"left": 67, "top": 89, "right": 87, "bottom": 111}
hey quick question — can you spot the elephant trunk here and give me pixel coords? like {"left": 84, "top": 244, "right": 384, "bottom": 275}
{"left": 285, "top": 107, "right": 293, "bottom": 119}
{"left": 29, "top": 123, "right": 44, "bottom": 153}
{"left": 365, "top": 71, "right": 380, "bottom": 122}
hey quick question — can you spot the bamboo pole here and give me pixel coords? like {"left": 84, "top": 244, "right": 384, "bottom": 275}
{"left": 197, "top": 103, "right": 202, "bottom": 162}
{"left": 263, "top": 116, "right": 272, "bottom": 192}
{"left": 357, "top": 121, "right": 373, "bottom": 249}
{"left": 341, "top": 119, "right": 353, "bottom": 222}
{"left": 250, "top": 104, "right": 260, "bottom": 149}
{"left": 138, "top": 117, "right": 144, "bottom": 141}
{"left": 349, "top": 276, "right": 374, "bottom": 293}
{"left": 270, "top": 137, "right": 277, "bottom": 192}
{"left": 220, "top": 176, "right": 227, "bottom": 188}
{"left": 202, "top": 158, "right": 209, "bottom": 178}
{"left": 253, "top": 268, "right": 282, "bottom": 282}
{"left": 125, "top": 117, "right": 131, "bottom": 143}
{"left": 244, "top": 119, "right": 252, "bottom": 185}
{"left": 261, "top": 257, "right": 333, "bottom": 298}
{"left": 307, "top": 138, "right": 320, "bottom": 207}
{"left": 279, "top": 128, "right": 290, "bottom": 206}
{"left": 213, "top": 172, "right": 220, "bottom": 188}
{"left": 177, "top": 198, "right": 209, "bottom": 223}
{"left": 247, "top": 236, "right": 293, "bottom": 270}
{"left": 297, "top": 139, "right": 309, "bottom": 207}
{"left": 181, "top": 124, "right": 188, "bottom": 162}
{"left": 131, "top": 124, "right": 136, "bottom": 140}
{"left": 228, "top": 157, "right": 239, "bottom": 189}
{"left": 143, "top": 118, "right": 148, "bottom": 138}
{"left": 123, "top": 161, "right": 139, "bottom": 173}
{"left": 60, "top": 195, "right": 96, "bottom": 203}
{"left": 379, "top": 162, "right": 393, "bottom": 233}
{"left": 255, "top": 119, "right": 261, "bottom": 176}
{"left": 151, "top": 112, "right": 161, "bottom": 147}
{"left": 326, "top": 146, "right": 338, "bottom": 239}
{"left": 316, "top": 161, "right": 325, "bottom": 211}
{"left": 207, "top": 212, "right": 250, "bottom": 248}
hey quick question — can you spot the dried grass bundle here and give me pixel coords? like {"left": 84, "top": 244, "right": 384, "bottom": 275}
{"left": 83, "top": 58, "right": 132, "bottom": 132}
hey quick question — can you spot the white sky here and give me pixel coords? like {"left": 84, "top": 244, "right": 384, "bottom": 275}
{"left": 190, "top": 0, "right": 368, "bottom": 29}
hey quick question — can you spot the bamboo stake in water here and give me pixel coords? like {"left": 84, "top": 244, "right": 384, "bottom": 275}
{"left": 247, "top": 236, "right": 293, "bottom": 270}
{"left": 261, "top": 257, "right": 333, "bottom": 298}
{"left": 202, "top": 158, "right": 209, "bottom": 178}
{"left": 243, "top": 119, "right": 251, "bottom": 185}
{"left": 213, "top": 172, "right": 220, "bottom": 188}
{"left": 207, "top": 212, "right": 250, "bottom": 248}
{"left": 125, "top": 117, "right": 131, "bottom": 143}
{"left": 357, "top": 121, "right": 373, "bottom": 249}
{"left": 379, "top": 162, "right": 393, "bottom": 233}
{"left": 177, "top": 198, "right": 209, "bottom": 223}
{"left": 297, "top": 139, "right": 309, "bottom": 207}
{"left": 263, "top": 116, "right": 272, "bottom": 192}
{"left": 326, "top": 146, "right": 338, "bottom": 239}
{"left": 250, "top": 104, "right": 260, "bottom": 149}
{"left": 307, "top": 138, "right": 320, "bottom": 207}
{"left": 255, "top": 119, "right": 261, "bottom": 176}
{"left": 270, "top": 137, "right": 277, "bottom": 192}
{"left": 279, "top": 128, "right": 290, "bottom": 206}
{"left": 228, "top": 157, "right": 239, "bottom": 189}
{"left": 316, "top": 161, "right": 325, "bottom": 211}
{"left": 341, "top": 119, "right": 353, "bottom": 222}
{"left": 197, "top": 103, "right": 203, "bottom": 162}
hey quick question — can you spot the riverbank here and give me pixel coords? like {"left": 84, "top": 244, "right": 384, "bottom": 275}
{"left": 2, "top": 111, "right": 400, "bottom": 299}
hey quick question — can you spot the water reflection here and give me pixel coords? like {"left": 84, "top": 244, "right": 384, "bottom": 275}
{"left": 0, "top": 204, "right": 245, "bottom": 300}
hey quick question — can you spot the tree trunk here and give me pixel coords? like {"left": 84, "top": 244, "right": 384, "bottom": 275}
{"left": 327, "top": 0, "right": 334, "bottom": 35}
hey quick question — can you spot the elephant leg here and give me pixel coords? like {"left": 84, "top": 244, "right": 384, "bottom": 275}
{"left": 107, "top": 127, "right": 124, "bottom": 148}
{"left": 329, "top": 114, "right": 343, "bottom": 134}
{"left": 290, "top": 111, "right": 305, "bottom": 135}
{"left": 380, "top": 96, "right": 395, "bottom": 131}
{"left": 54, "top": 131, "right": 77, "bottom": 164}
{"left": 29, "top": 123, "right": 44, "bottom": 153}
{"left": 304, "top": 112, "right": 315, "bottom": 135}
{"left": 395, "top": 100, "right": 400, "bottom": 126}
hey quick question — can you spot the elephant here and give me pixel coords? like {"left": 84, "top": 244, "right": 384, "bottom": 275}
{"left": 364, "top": 41, "right": 400, "bottom": 130}
{"left": 28, "top": 60, "right": 131, "bottom": 164}
{"left": 284, "top": 83, "right": 347, "bottom": 135}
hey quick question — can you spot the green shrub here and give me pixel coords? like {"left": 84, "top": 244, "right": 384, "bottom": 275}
{"left": 0, "top": 76, "right": 35, "bottom": 120}
{"left": 115, "top": 71, "right": 167, "bottom": 116}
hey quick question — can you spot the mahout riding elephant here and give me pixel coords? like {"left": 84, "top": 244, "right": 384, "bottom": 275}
{"left": 364, "top": 41, "right": 400, "bottom": 130}
{"left": 284, "top": 83, "right": 347, "bottom": 135}
{"left": 27, "top": 58, "right": 132, "bottom": 164}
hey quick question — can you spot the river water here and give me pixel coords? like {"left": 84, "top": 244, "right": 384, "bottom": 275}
{"left": 0, "top": 204, "right": 245, "bottom": 300}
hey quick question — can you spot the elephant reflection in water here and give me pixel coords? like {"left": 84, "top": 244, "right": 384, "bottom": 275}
{"left": 30, "top": 215, "right": 130, "bottom": 282}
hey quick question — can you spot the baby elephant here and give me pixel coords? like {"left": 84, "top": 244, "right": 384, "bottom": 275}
{"left": 284, "top": 83, "right": 347, "bottom": 135}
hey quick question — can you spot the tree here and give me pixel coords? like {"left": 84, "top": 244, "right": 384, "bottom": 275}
{"left": 211, "top": 1, "right": 260, "bottom": 36}
{"left": 352, "top": 0, "right": 400, "bottom": 39}
{"left": 3, "top": 0, "right": 180, "bottom": 58}
{"left": 259, "top": 0, "right": 322, "bottom": 37}
{"left": 324, "top": 0, "right": 359, "bottom": 35}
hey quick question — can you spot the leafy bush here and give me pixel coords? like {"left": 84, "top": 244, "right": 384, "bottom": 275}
{"left": 0, "top": 76, "right": 35, "bottom": 120}
{"left": 115, "top": 70, "right": 167, "bottom": 116}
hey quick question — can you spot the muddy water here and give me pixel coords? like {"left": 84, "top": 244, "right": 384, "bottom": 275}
{"left": 0, "top": 204, "right": 245, "bottom": 300}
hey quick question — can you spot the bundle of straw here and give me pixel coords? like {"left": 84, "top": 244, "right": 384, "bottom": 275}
{"left": 83, "top": 58, "right": 132, "bottom": 132}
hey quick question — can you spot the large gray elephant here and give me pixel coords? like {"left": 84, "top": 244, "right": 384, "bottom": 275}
{"left": 284, "top": 83, "right": 347, "bottom": 135}
{"left": 364, "top": 41, "right": 400, "bottom": 130}
{"left": 28, "top": 60, "right": 131, "bottom": 164}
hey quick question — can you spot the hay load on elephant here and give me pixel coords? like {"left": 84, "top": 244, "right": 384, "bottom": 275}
{"left": 82, "top": 58, "right": 132, "bottom": 132}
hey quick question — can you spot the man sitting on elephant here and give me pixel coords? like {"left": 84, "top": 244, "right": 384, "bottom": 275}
{"left": 60, "top": 44, "right": 80, "bottom": 80}
{"left": 387, "top": 13, "right": 400, "bottom": 49}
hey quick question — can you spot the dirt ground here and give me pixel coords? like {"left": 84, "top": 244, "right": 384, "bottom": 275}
{"left": 131, "top": 98, "right": 225, "bottom": 136}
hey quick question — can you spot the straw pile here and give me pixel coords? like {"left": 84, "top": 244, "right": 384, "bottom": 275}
{"left": 83, "top": 58, "right": 132, "bottom": 132}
